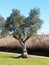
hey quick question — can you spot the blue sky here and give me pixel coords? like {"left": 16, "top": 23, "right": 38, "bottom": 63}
{"left": 0, "top": 0, "right": 49, "bottom": 34}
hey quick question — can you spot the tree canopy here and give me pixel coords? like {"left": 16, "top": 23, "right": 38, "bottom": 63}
{"left": 0, "top": 15, "right": 5, "bottom": 31}
{"left": 3, "top": 8, "right": 43, "bottom": 40}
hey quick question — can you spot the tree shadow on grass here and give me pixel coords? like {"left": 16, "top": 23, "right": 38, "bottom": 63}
{"left": 12, "top": 55, "right": 22, "bottom": 58}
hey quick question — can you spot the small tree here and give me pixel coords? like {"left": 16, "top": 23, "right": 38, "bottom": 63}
{"left": 0, "top": 15, "right": 5, "bottom": 37}
{"left": 3, "top": 8, "right": 43, "bottom": 58}
{"left": 0, "top": 15, "right": 5, "bottom": 30}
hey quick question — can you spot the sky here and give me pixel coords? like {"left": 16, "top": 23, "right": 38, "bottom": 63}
{"left": 0, "top": 0, "right": 49, "bottom": 34}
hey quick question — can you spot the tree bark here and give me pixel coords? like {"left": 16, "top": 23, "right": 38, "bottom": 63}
{"left": 13, "top": 35, "right": 28, "bottom": 58}
{"left": 21, "top": 42, "right": 28, "bottom": 58}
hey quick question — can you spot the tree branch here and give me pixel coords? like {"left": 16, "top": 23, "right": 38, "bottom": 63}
{"left": 13, "top": 34, "right": 19, "bottom": 40}
{"left": 23, "top": 35, "right": 31, "bottom": 42}
{"left": 13, "top": 34, "right": 24, "bottom": 46}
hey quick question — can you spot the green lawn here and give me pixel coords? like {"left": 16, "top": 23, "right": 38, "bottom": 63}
{"left": 0, "top": 52, "right": 49, "bottom": 65}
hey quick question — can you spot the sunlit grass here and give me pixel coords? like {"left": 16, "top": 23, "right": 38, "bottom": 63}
{"left": 0, "top": 53, "right": 49, "bottom": 65}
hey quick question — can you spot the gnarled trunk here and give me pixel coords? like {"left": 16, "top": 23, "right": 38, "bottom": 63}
{"left": 13, "top": 35, "right": 28, "bottom": 58}
{"left": 21, "top": 42, "right": 28, "bottom": 58}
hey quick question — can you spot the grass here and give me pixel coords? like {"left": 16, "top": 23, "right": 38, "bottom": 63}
{"left": 0, "top": 52, "right": 49, "bottom": 65}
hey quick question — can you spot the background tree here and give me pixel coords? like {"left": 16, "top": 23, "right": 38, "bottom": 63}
{"left": 0, "top": 15, "right": 5, "bottom": 37}
{"left": 0, "top": 15, "right": 5, "bottom": 31}
{"left": 3, "top": 8, "right": 43, "bottom": 58}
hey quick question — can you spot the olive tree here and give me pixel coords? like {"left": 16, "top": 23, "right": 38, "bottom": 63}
{"left": 4, "top": 8, "right": 43, "bottom": 58}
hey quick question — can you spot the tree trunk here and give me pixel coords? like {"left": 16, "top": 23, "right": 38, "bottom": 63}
{"left": 21, "top": 42, "right": 28, "bottom": 58}
{"left": 13, "top": 35, "right": 28, "bottom": 58}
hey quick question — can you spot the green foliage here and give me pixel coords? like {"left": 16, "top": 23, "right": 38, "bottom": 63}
{"left": 0, "top": 15, "right": 5, "bottom": 24}
{"left": 25, "top": 8, "right": 43, "bottom": 34}
{"left": 0, "top": 15, "right": 5, "bottom": 29}
{"left": 5, "top": 9, "right": 24, "bottom": 34}
{"left": 3, "top": 8, "right": 43, "bottom": 39}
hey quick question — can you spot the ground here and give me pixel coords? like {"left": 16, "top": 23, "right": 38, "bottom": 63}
{"left": 0, "top": 52, "right": 49, "bottom": 65}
